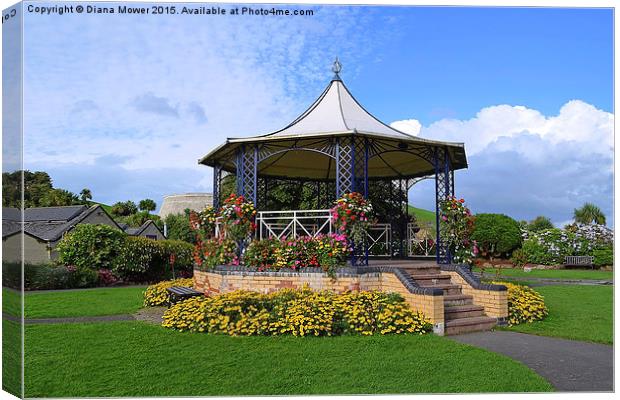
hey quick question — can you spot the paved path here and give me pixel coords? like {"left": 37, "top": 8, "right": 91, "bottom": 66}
{"left": 450, "top": 331, "right": 613, "bottom": 392}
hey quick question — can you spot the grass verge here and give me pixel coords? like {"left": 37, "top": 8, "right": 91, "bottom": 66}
{"left": 24, "top": 321, "right": 552, "bottom": 397}
{"left": 24, "top": 286, "right": 146, "bottom": 318}
{"left": 475, "top": 267, "right": 613, "bottom": 281}
{"left": 503, "top": 284, "right": 612, "bottom": 344}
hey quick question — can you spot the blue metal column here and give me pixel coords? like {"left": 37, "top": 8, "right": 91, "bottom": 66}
{"left": 235, "top": 146, "right": 245, "bottom": 197}
{"left": 213, "top": 164, "right": 222, "bottom": 210}
{"left": 434, "top": 147, "right": 453, "bottom": 264}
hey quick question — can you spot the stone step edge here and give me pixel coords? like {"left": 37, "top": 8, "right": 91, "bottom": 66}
{"left": 445, "top": 316, "right": 497, "bottom": 327}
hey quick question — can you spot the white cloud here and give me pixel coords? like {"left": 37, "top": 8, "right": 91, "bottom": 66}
{"left": 393, "top": 101, "right": 614, "bottom": 226}
{"left": 398, "top": 100, "right": 614, "bottom": 161}
{"left": 390, "top": 119, "right": 421, "bottom": 135}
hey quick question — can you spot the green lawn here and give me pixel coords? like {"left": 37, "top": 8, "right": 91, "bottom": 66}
{"left": 24, "top": 286, "right": 146, "bottom": 318}
{"left": 504, "top": 285, "right": 613, "bottom": 344}
{"left": 3, "top": 320, "right": 22, "bottom": 397}
{"left": 408, "top": 205, "right": 436, "bottom": 227}
{"left": 24, "top": 321, "right": 552, "bottom": 397}
{"left": 2, "top": 288, "right": 22, "bottom": 317}
{"left": 475, "top": 267, "right": 613, "bottom": 281}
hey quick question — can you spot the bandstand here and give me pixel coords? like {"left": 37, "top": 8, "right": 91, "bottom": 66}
{"left": 199, "top": 60, "right": 468, "bottom": 265}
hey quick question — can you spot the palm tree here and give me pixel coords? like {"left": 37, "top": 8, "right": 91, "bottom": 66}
{"left": 80, "top": 188, "right": 92, "bottom": 203}
{"left": 573, "top": 203, "right": 606, "bottom": 225}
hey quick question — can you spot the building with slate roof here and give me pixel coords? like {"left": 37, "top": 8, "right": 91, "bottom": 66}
{"left": 2, "top": 205, "right": 120, "bottom": 264}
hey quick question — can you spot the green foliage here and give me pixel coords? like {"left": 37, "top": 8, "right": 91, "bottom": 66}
{"left": 593, "top": 247, "right": 613, "bottom": 267}
{"left": 471, "top": 213, "right": 522, "bottom": 257}
{"left": 112, "top": 236, "right": 194, "bottom": 282}
{"left": 2, "top": 170, "right": 87, "bottom": 208}
{"left": 139, "top": 199, "right": 157, "bottom": 212}
{"left": 38, "top": 188, "right": 81, "bottom": 207}
{"left": 56, "top": 224, "right": 126, "bottom": 270}
{"left": 79, "top": 188, "right": 92, "bottom": 202}
{"left": 26, "top": 264, "right": 97, "bottom": 290}
{"left": 164, "top": 210, "right": 196, "bottom": 244}
{"left": 116, "top": 211, "right": 163, "bottom": 229}
{"left": 510, "top": 248, "right": 528, "bottom": 268}
{"left": 521, "top": 226, "right": 607, "bottom": 266}
{"left": 528, "top": 216, "right": 554, "bottom": 232}
{"left": 110, "top": 200, "right": 138, "bottom": 217}
{"left": 573, "top": 202, "right": 606, "bottom": 225}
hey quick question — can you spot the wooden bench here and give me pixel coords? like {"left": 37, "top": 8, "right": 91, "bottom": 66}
{"left": 166, "top": 286, "right": 203, "bottom": 305}
{"left": 564, "top": 256, "right": 594, "bottom": 269}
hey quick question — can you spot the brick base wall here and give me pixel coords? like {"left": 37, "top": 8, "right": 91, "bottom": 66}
{"left": 193, "top": 268, "right": 444, "bottom": 326}
{"left": 445, "top": 271, "right": 508, "bottom": 318}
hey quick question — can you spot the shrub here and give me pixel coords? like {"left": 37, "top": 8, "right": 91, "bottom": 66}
{"left": 511, "top": 248, "right": 528, "bottom": 268}
{"left": 113, "top": 237, "right": 194, "bottom": 282}
{"left": 97, "top": 269, "right": 120, "bottom": 286}
{"left": 56, "top": 224, "right": 126, "bottom": 270}
{"left": 471, "top": 213, "right": 522, "bottom": 258}
{"left": 162, "top": 288, "right": 432, "bottom": 336}
{"left": 164, "top": 211, "right": 196, "bottom": 244}
{"left": 528, "top": 216, "right": 554, "bottom": 232}
{"left": 493, "top": 281, "right": 548, "bottom": 326}
{"left": 24, "top": 264, "right": 97, "bottom": 290}
{"left": 593, "top": 247, "right": 613, "bottom": 267}
{"left": 521, "top": 227, "right": 603, "bottom": 265}
{"left": 143, "top": 278, "right": 194, "bottom": 306}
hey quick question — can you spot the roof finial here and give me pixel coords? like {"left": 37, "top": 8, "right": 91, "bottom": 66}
{"left": 332, "top": 57, "right": 342, "bottom": 80}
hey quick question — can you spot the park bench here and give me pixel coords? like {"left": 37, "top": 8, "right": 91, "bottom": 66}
{"left": 166, "top": 286, "right": 203, "bottom": 305}
{"left": 564, "top": 255, "right": 594, "bottom": 269}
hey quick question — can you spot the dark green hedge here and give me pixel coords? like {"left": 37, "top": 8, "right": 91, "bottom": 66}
{"left": 471, "top": 213, "right": 522, "bottom": 258}
{"left": 55, "top": 224, "right": 194, "bottom": 283}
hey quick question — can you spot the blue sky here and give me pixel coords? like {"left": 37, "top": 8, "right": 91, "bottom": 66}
{"left": 8, "top": 2, "right": 614, "bottom": 226}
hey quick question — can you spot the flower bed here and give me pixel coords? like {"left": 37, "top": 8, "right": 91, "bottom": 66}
{"left": 143, "top": 278, "right": 194, "bottom": 306}
{"left": 492, "top": 281, "right": 548, "bottom": 326}
{"left": 162, "top": 287, "right": 432, "bottom": 336}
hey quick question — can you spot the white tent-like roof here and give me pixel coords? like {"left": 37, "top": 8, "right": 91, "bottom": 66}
{"left": 200, "top": 65, "right": 467, "bottom": 180}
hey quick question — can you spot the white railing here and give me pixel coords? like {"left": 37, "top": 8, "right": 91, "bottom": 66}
{"left": 407, "top": 222, "right": 436, "bottom": 257}
{"left": 366, "top": 223, "right": 391, "bottom": 256}
{"left": 256, "top": 209, "right": 333, "bottom": 240}
{"left": 254, "top": 209, "right": 392, "bottom": 257}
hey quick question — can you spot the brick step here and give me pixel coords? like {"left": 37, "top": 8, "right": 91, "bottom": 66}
{"left": 398, "top": 266, "right": 442, "bottom": 276}
{"left": 418, "top": 284, "right": 462, "bottom": 295}
{"left": 445, "top": 316, "right": 497, "bottom": 335}
{"left": 443, "top": 294, "right": 473, "bottom": 307}
{"left": 444, "top": 304, "right": 485, "bottom": 321}
{"left": 409, "top": 274, "right": 453, "bottom": 285}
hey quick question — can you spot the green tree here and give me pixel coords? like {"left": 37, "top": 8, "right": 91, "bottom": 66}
{"left": 56, "top": 224, "right": 126, "bottom": 270}
{"left": 573, "top": 203, "right": 606, "bottom": 225}
{"left": 163, "top": 209, "right": 196, "bottom": 244}
{"left": 116, "top": 211, "right": 163, "bottom": 229}
{"left": 528, "top": 216, "right": 554, "bottom": 232}
{"left": 111, "top": 200, "right": 138, "bottom": 217}
{"left": 79, "top": 188, "right": 92, "bottom": 203}
{"left": 138, "top": 198, "right": 157, "bottom": 212}
{"left": 471, "top": 213, "right": 522, "bottom": 258}
{"left": 38, "top": 189, "right": 81, "bottom": 207}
